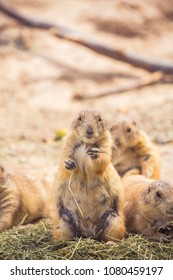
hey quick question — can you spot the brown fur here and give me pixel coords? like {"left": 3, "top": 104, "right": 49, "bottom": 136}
{"left": 123, "top": 175, "right": 173, "bottom": 241}
{"left": 0, "top": 164, "right": 50, "bottom": 232}
{"left": 52, "top": 110, "right": 125, "bottom": 242}
{"left": 111, "top": 119, "right": 160, "bottom": 179}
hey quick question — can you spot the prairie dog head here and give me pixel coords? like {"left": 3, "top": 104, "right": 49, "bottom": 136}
{"left": 72, "top": 110, "right": 108, "bottom": 143}
{"left": 143, "top": 180, "right": 173, "bottom": 220}
{"left": 110, "top": 119, "right": 140, "bottom": 149}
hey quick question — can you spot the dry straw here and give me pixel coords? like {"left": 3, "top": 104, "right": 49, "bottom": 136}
{"left": 0, "top": 219, "right": 173, "bottom": 260}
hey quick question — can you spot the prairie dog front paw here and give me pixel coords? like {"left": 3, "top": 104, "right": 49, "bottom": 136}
{"left": 64, "top": 159, "right": 76, "bottom": 170}
{"left": 87, "top": 147, "right": 100, "bottom": 160}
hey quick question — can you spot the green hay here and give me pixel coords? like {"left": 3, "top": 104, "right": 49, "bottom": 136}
{"left": 0, "top": 219, "right": 173, "bottom": 260}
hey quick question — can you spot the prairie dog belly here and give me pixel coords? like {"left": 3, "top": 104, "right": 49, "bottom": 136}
{"left": 59, "top": 174, "right": 118, "bottom": 238}
{"left": 73, "top": 143, "right": 87, "bottom": 172}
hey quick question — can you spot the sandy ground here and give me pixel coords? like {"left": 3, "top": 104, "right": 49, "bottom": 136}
{"left": 0, "top": 0, "right": 173, "bottom": 183}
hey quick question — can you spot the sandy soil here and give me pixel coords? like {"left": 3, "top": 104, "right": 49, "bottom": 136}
{"left": 0, "top": 0, "right": 173, "bottom": 183}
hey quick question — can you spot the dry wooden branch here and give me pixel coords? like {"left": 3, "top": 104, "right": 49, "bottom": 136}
{"left": 1, "top": 1, "right": 173, "bottom": 74}
{"left": 74, "top": 71, "right": 165, "bottom": 99}
{"left": 154, "top": 137, "right": 173, "bottom": 145}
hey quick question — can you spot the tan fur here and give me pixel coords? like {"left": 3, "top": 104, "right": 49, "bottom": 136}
{"left": 52, "top": 110, "right": 125, "bottom": 242}
{"left": 0, "top": 164, "right": 50, "bottom": 232}
{"left": 111, "top": 119, "right": 160, "bottom": 179}
{"left": 123, "top": 175, "right": 173, "bottom": 241}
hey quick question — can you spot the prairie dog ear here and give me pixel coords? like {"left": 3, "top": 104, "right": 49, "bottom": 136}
{"left": 132, "top": 121, "right": 137, "bottom": 126}
{"left": 0, "top": 164, "right": 6, "bottom": 176}
{"left": 108, "top": 123, "right": 115, "bottom": 132}
{"left": 110, "top": 124, "right": 118, "bottom": 132}
{"left": 0, "top": 164, "right": 7, "bottom": 184}
{"left": 0, "top": 165, "right": 5, "bottom": 173}
{"left": 147, "top": 186, "right": 151, "bottom": 194}
{"left": 103, "top": 118, "right": 109, "bottom": 130}
{"left": 147, "top": 182, "right": 158, "bottom": 194}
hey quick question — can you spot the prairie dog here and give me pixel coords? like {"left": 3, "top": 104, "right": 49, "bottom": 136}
{"left": 0, "top": 164, "right": 50, "bottom": 231}
{"left": 52, "top": 110, "right": 125, "bottom": 242}
{"left": 111, "top": 119, "right": 160, "bottom": 179}
{"left": 123, "top": 175, "right": 173, "bottom": 241}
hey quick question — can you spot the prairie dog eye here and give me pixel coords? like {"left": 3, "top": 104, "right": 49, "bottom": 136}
{"left": 126, "top": 127, "right": 131, "bottom": 133}
{"left": 98, "top": 117, "right": 102, "bottom": 122}
{"left": 78, "top": 116, "right": 82, "bottom": 121}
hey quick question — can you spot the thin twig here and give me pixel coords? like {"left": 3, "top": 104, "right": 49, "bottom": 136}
{"left": 68, "top": 173, "right": 84, "bottom": 218}
{"left": 74, "top": 71, "right": 165, "bottom": 99}
{"left": 69, "top": 237, "right": 82, "bottom": 259}
{"left": 1, "top": 1, "right": 173, "bottom": 73}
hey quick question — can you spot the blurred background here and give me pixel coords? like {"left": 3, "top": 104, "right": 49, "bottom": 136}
{"left": 0, "top": 0, "right": 173, "bottom": 182}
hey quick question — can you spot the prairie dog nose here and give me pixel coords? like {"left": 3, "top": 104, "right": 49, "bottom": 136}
{"left": 86, "top": 126, "right": 94, "bottom": 134}
{"left": 114, "top": 138, "right": 121, "bottom": 147}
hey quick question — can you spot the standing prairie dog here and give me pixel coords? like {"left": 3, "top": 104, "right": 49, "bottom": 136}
{"left": 0, "top": 164, "right": 50, "bottom": 232}
{"left": 123, "top": 175, "right": 173, "bottom": 241}
{"left": 110, "top": 119, "right": 160, "bottom": 179}
{"left": 52, "top": 110, "right": 125, "bottom": 242}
